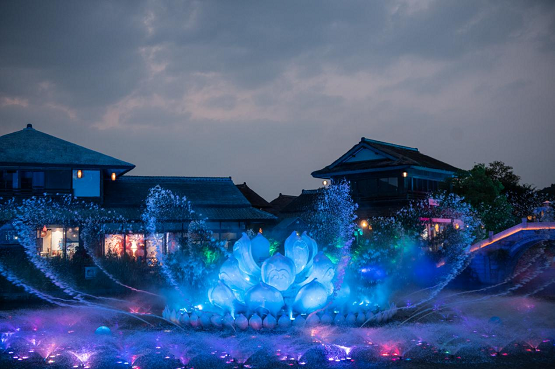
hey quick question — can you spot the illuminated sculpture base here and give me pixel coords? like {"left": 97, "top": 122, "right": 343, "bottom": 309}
{"left": 166, "top": 231, "right": 398, "bottom": 329}
{"left": 162, "top": 303, "right": 398, "bottom": 330}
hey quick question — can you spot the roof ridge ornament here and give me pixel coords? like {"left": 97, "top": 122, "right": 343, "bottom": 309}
{"left": 361, "top": 137, "right": 418, "bottom": 152}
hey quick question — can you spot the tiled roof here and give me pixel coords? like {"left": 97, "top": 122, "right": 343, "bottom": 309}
{"left": 106, "top": 205, "right": 275, "bottom": 222}
{"left": 0, "top": 124, "right": 135, "bottom": 170}
{"left": 104, "top": 176, "right": 251, "bottom": 207}
{"left": 312, "top": 137, "right": 458, "bottom": 177}
{"left": 280, "top": 189, "right": 321, "bottom": 215}
{"left": 235, "top": 182, "right": 273, "bottom": 210}
{"left": 103, "top": 176, "right": 276, "bottom": 221}
{"left": 269, "top": 193, "right": 297, "bottom": 213}
{"left": 272, "top": 217, "right": 307, "bottom": 231}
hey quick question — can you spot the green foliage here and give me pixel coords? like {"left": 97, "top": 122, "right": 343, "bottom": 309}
{"left": 351, "top": 192, "right": 482, "bottom": 285}
{"left": 267, "top": 237, "right": 280, "bottom": 256}
{"left": 486, "top": 161, "right": 545, "bottom": 220}
{"left": 445, "top": 161, "right": 547, "bottom": 232}
{"left": 449, "top": 164, "right": 505, "bottom": 206}
{"left": 446, "top": 164, "right": 515, "bottom": 233}
{"left": 351, "top": 216, "right": 408, "bottom": 270}
{"left": 485, "top": 161, "right": 521, "bottom": 191}
{"left": 539, "top": 184, "right": 555, "bottom": 200}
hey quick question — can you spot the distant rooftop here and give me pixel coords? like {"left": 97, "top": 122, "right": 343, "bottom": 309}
{"left": 104, "top": 176, "right": 249, "bottom": 207}
{"left": 103, "top": 175, "right": 277, "bottom": 221}
{"left": 280, "top": 189, "right": 322, "bottom": 215}
{"left": 312, "top": 137, "right": 458, "bottom": 177}
{"left": 361, "top": 137, "right": 418, "bottom": 152}
{"left": 269, "top": 193, "right": 297, "bottom": 215}
{"left": 0, "top": 124, "right": 135, "bottom": 171}
{"left": 236, "top": 182, "right": 273, "bottom": 210}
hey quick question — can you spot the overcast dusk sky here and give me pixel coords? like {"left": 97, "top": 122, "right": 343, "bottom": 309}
{"left": 1, "top": 0, "right": 554, "bottom": 200}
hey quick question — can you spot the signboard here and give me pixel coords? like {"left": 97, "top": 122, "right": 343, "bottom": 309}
{"left": 85, "top": 267, "right": 99, "bottom": 280}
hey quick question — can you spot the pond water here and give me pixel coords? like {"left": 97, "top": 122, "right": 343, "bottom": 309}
{"left": 1, "top": 292, "right": 554, "bottom": 369}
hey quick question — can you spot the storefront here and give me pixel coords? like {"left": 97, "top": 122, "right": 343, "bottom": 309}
{"left": 38, "top": 225, "right": 80, "bottom": 259}
{"left": 103, "top": 232, "right": 178, "bottom": 264}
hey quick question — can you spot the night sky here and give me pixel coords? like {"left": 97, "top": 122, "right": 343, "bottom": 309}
{"left": 1, "top": 0, "right": 554, "bottom": 200}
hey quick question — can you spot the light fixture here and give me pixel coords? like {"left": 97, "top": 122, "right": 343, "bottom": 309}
{"left": 259, "top": 228, "right": 263, "bottom": 234}
{"left": 111, "top": 172, "right": 116, "bottom": 181}
{"left": 360, "top": 220, "right": 368, "bottom": 228}
{"left": 131, "top": 241, "right": 137, "bottom": 257}
{"left": 402, "top": 171, "right": 408, "bottom": 178}
{"left": 322, "top": 180, "right": 329, "bottom": 186}
{"left": 40, "top": 225, "right": 47, "bottom": 238}
{"left": 77, "top": 170, "right": 83, "bottom": 179}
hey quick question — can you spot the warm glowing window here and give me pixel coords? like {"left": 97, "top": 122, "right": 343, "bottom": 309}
{"left": 104, "top": 234, "right": 124, "bottom": 256}
{"left": 126, "top": 234, "right": 145, "bottom": 258}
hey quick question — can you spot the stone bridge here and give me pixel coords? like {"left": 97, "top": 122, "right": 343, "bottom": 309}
{"left": 468, "top": 221, "right": 555, "bottom": 284}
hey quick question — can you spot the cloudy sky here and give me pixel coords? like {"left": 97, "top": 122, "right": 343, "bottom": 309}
{"left": 1, "top": 0, "right": 554, "bottom": 200}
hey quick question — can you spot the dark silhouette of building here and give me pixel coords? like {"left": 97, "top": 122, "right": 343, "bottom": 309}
{"left": 0, "top": 125, "right": 276, "bottom": 257}
{"left": 0, "top": 124, "right": 134, "bottom": 200}
{"left": 269, "top": 193, "right": 297, "bottom": 216}
{"left": 312, "top": 137, "right": 458, "bottom": 218}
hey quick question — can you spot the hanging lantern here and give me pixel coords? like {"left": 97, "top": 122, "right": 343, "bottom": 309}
{"left": 40, "top": 225, "right": 47, "bottom": 238}
{"left": 111, "top": 172, "right": 116, "bottom": 181}
{"left": 77, "top": 170, "right": 83, "bottom": 179}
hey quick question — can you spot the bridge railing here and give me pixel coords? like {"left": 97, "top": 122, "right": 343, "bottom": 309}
{"left": 469, "top": 221, "right": 555, "bottom": 253}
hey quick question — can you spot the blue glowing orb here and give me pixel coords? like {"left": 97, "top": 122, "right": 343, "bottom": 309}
{"left": 95, "top": 326, "right": 111, "bottom": 335}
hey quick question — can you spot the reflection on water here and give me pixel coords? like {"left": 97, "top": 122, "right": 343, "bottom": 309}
{"left": 1, "top": 293, "right": 554, "bottom": 368}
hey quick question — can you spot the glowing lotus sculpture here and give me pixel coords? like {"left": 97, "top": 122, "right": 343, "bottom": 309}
{"left": 209, "top": 231, "right": 335, "bottom": 316}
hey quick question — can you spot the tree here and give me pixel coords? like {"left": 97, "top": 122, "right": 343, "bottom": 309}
{"left": 485, "top": 161, "right": 520, "bottom": 191}
{"left": 445, "top": 164, "right": 515, "bottom": 233}
{"left": 539, "top": 184, "right": 555, "bottom": 200}
{"left": 485, "top": 161, "right": 544, "bottom": 219}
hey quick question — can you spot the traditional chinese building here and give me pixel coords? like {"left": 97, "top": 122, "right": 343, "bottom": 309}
{"left": 312, "top": 137, "right": 459, "bottom": 218}
{"left": 0, "top": 125, "right": 276, "bottom": 258}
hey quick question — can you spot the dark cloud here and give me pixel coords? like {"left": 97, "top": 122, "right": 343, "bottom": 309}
{"left": 1, "top": 0, "right": 554, "bottom": 199}
{"left": 0, "top": 0, "right": 148, "bottom": 108}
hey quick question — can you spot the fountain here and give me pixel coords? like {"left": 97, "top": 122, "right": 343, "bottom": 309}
{"left": 161, "top": 230, "right": 398, "bottom": 330}
{"left": 1, "top": 184, "right": 555, "bottom": 368}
